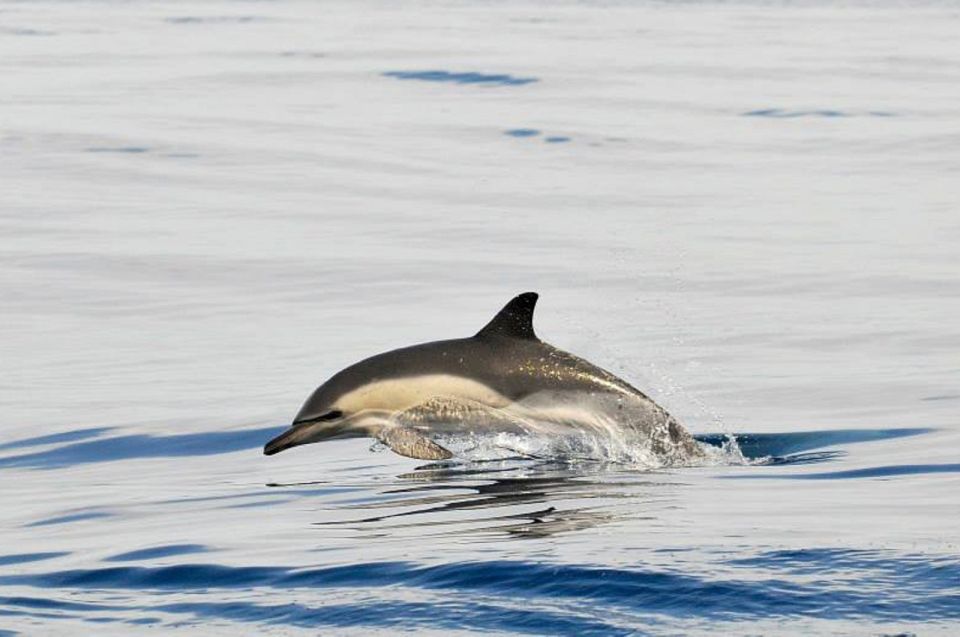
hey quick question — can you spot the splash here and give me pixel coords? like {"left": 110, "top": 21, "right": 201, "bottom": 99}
{"left": 430, "top": 429, "right": 753, "bottom": 469}
{"left": 436, "top": 430, "right": 666, "bottom": 467}
{"left": 693, "top": 433, "right": 753, "bottom": 467}
{"left": 382, "top": 394, "right": 761, "bottom": 469}
{"left": 386, "top": 398, "right": 750, "bottom": 469}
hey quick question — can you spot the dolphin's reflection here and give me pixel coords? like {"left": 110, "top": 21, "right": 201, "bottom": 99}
{"left": 261, "top": 428, "right": 931, "bottom": 538}
{"left": 299, "top": 461, "right": 681, "bottom": 539}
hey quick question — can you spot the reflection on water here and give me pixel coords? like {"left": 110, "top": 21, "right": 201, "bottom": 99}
{"left": 255, "top": 427, "right": 939, "bottom": 540}
{"left": 269, "top": 460, "right": 679, "bottom": 539}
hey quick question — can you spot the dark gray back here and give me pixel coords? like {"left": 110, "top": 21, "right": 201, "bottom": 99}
{"left": 294, "top": 293, "right": 648, "bottom": 421}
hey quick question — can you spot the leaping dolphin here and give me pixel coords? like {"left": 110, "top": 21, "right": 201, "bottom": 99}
{"left": 264, "top": 293, "right": 703, "bottom": 463}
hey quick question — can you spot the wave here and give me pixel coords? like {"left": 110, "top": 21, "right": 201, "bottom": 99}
{"left": 3, "top": 552, "right": 957, "bottom": 625}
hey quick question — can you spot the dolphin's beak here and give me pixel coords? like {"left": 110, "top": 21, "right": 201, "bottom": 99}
{"left": 263, "top": 420, "right": 344, "bottom": 455}
{"left": 263, "top": 426, "right": 303, "bottom": 455}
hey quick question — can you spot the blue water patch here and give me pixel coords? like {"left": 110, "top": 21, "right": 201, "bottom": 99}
{"left": 383, "top": 71, "right": 538, "bottom": 86}
{"left": 26, "top": 511, "right": 113, "bottom": 528}
{"left": 105, "top": 544, "right": 211, "bottom": 563}
{"left": 0, "top": 553, "right": 69, "bottom": 567}
{"left": 504, "top": 129, "right": 573, "bottom": 144}
{"left": 505, "top": 129, "right": 541, "bottom": 138}
{"left": 0, "top": 596, "right": 120, "bottom": 613}
{"left": 0, "top": 426, "right": 280, "bottom": 470}
{"left": 743, "top": 108, "right": 897, "bottom": 118}
{"left": 695, "top": 428, "right": 933, "bottom": 460}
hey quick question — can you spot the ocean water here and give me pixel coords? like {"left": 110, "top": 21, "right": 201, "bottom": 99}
{"left": 1, "top": 0, "right": 959, "bottom": 634}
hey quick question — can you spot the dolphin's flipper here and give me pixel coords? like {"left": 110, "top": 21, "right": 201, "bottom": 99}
{"left": 379, "top": 426, "right": 454, "bottom": 461}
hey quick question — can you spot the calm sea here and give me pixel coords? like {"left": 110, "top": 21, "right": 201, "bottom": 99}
{"left": 1, "top": 0, "right": 958, "bottom": 634}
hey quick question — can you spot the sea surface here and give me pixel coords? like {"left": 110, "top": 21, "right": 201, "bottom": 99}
{"left": 1, "top": 0, "right": 959, "bottom": 634}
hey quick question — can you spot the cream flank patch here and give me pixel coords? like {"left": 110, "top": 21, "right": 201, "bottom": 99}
{"left": 513, "top": 390, "right": 660, "bottom": 431}
{"left": 332, "top": 374, "right": 511, "bottom": 415}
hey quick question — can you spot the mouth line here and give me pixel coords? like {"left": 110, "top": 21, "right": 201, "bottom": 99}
{"left": 263, "top": 420, "right": 354, "bottom": 456}
{"left": 262, "top": 410, "right": 396, "bottom": 457}
{"left": 292, "top": 410, "right": 343, "bottom": 427}
{"left": 264, "top": 426, "right": 306, "bottom": 456}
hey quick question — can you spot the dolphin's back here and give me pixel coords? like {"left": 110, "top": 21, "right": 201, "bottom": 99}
{"left": 300, "top": 292, "right": 659, "bottom": 422}
{"left": 321, "top": 335, "right": 647, "bottom": 406}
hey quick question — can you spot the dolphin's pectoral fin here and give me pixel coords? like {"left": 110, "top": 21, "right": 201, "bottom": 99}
{"left": 379, "top": 427, "right": 454, "bottom": 461}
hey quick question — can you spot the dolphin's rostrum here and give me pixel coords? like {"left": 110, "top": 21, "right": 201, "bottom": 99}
{"left": 264, "top": 293, "right": 703, "bottom": 463}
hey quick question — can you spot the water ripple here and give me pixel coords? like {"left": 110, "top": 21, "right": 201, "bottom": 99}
{"left": 383, "top": 70, "right": 538, "bottom": 86}
{"left": 3, "top": 555, "right": 957, "bottom": 622}
{"left": 0, "top": 553, "right": 69, "bottom": 566}
{"left": 727, "top": 463, "right": 960, "bottom": 480}
{"left": 105, "top": 545, "right": 212, "bottom": 562}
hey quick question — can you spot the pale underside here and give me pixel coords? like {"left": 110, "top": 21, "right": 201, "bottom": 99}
{"left": 350, "top": 392, "right": 705, "bottom": 464}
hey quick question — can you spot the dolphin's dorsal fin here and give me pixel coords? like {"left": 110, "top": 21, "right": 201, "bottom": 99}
{"left": 475, "top": 292, "right": 539, "bottom": 340}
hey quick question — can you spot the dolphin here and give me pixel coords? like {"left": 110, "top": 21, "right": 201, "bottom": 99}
{"left": 264, "top": 292, "right": 703, "bottom": 463}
